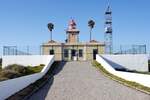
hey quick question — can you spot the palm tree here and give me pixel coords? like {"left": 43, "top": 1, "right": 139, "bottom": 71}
{"left": 47, "top": 23, "right": 54, "bottom": 41}
{"left": 88, "top": 20, "right": 95, "bottom": 42}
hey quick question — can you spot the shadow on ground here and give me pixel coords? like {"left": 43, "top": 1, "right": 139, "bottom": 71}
{"left": 27, "top": 61, "right": 66, "bottom": 100}
{"left": 101, "top": 57, "right": 141, "bottom": 72}
{"left": 101, "top": 56, "right": 128, "bottom": 71}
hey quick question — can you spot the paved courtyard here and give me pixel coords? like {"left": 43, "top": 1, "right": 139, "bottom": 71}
{"left": 28, "top": 61, "right": 150, "bottom": 100}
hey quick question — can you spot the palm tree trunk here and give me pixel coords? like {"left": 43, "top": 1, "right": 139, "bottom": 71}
{"left": 50, "top": 31, "right": 52, "bottom": 41}
{"left": 90, "top": 28, "right": 92, "bottom": 42}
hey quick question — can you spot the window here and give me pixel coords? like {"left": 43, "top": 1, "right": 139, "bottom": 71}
{"left": 49, "top": 49, "right": 54, "bottom": 55}
{"left": 79, "top": 49, "right": 83, "bottom": 57}
{"left": 64, "top": 49, "right": 68, "bottom": 57}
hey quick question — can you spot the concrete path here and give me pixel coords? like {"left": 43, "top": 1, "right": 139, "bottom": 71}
{"left": 28, "top": 61, "right": 150, "bottom": 100}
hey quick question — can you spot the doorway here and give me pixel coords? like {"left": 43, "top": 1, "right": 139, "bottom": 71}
{"left": 71, "top": 49, "right": 77, "bottom": 61}
{"left": 49, "top": 49, "right": 54, "bottom": 55}
{"left": 93, "top": 49, "right": 98, "bottom": 60}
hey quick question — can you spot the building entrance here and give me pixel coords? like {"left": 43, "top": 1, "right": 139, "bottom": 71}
{"left": 71, "top": 49, "right": 77, "bottom": 61}
{"left": 93, "top": 49, "right": 98, "bottom": 60}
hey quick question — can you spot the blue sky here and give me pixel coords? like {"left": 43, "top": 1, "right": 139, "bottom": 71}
{"left": 0, "top": 0, "right": 150, "bottom": 55}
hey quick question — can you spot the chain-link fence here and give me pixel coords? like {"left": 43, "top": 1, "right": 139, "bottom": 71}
{"left": 3, "top": 46, "right": 42, "bottom": 56}
{"left": 2, "top": 44, "right": 148, "bottom": 56}
{"left": 114, "top": 44, "right": 147, "bottom": 54}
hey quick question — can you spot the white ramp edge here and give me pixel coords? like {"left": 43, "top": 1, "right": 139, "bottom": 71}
{"left": 96, "top": 55, "right": 150, "bottom": 88}
{"left": 0, "top": 55, "right": 54, "bottom": 100}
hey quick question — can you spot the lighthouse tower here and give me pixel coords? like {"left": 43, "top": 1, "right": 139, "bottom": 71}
{"left": 104, "top": 5, "right": 113, "bottom": 54}
{"left": 66, "top": 19, "right": 80, "bottom": 43}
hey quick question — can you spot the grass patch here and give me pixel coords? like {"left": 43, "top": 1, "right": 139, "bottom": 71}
{"left": 0, "top": 64, "right": 44, "bottom": 81}
{"left": 92, "top": 60, "right": 150, "bottom": 94}
{"left": 7, "top": 61, "right": 61, "bottom": 100}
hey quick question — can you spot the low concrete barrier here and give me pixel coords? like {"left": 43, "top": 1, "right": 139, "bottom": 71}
{"left": 101, "top": 54, "right": 148, "bottom": 71}
{"left": 96, "top": 55, "right": 150, "bottom": 87}
{"left": 0, "top": 55, "right": 54, "bottom": 100}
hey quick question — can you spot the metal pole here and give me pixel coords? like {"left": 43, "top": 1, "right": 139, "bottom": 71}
{"left": 27, "top": 45, "right": 29, "bottom": 55}
{"left": 145, "top": 45, "right": 147, "bottom": 54}
{"left": 40, "top": 45, "right": 41, "bottom": 55}
{"left": 3, "top": 46, "right": 5, "bottom": 56}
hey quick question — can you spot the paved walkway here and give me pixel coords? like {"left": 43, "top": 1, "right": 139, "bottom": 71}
{"left": 28, "top": 61, "right": 150, "bottom": 100}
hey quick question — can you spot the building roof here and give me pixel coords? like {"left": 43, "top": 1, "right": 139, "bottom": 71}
{"left": 42, "top": 41, "right": 105, "bottom": 46}
{"left": 48, "top": 40, "right": 57, "bottom": 43}
{"left": 89, "top": 40, "right": 99, "bottom": 43}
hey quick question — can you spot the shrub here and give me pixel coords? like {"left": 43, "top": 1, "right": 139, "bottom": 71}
{"left": 0, "top": 58, "right": 2, "bottom": 70}
{"left": 0, "top": 69, "right": 21, "bottom": 79}
{"left": 39, "top": 64, "right": 45, "bottom": 67}
{"left": 0, "top": 64, "right": 44, "bottom": 81}
{"left": 5, "top": 64, "right": 26, "bottom": 74}
{"left": 25, "top": 66, "right": 43, "bottom": 75}
{"left": 0, "top": 77, "right": 8, "bottom": 81}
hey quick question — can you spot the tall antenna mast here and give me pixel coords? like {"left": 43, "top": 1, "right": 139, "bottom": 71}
{"left": 104, "top": 1, "right": 113, "bottom": 54}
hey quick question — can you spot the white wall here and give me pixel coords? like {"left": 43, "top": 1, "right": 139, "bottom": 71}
{"left": 96, "top": 55, "right": 150, "bottom": 88}
{"left": 2, "top": 55, "right": 52, "bottom": 68}
{"left": 0, "top": 55, "right": 54, "bottom": 100}
{"left": 101, "top": 54, "right": 148, "bottom": 71}
{"left": 148, "top": 54, "right": 150, "bottom": 60}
